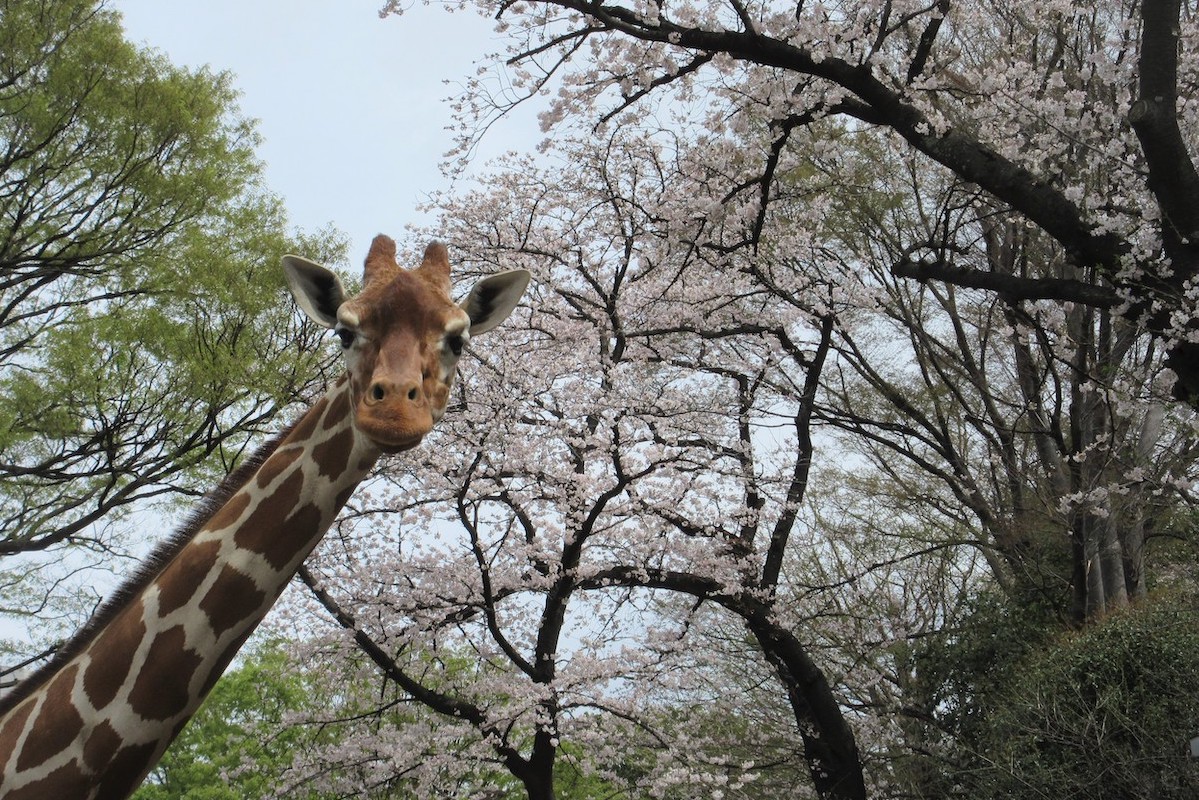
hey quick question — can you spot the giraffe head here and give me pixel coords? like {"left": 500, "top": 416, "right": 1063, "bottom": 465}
{"left": 282, "top": 235, "right": 529, "bottom": 452}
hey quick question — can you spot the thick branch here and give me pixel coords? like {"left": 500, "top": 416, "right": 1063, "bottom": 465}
{"left": 892, "top": 257, "right": 1121, "bottom": 308}
{"left": 1129, "top": 0, "right": 1199, "bottom": 254}
{"left": 906, "top": 0, "right": 951, "bottom": 84}
{"left": 579, "top": 566, "right": 866, "bottom": 800}
{"left": 760, "top": 313, "right": 834, "bottom": 589}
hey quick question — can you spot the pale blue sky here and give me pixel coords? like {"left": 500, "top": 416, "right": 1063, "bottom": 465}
{"left": 114, "top": 0, "right": 535, "bottom": 262}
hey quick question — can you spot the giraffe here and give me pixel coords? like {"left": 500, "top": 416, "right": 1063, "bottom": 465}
{"left": 0, "top": 235, "right": 530, "bottom": 800}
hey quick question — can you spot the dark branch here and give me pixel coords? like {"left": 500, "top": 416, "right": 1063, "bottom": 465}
{"left": 296, "top": 564, "right": 534, "bottom": 778}
{"left": 906, "top": 0, "right": 950, "bottom": 84}
{"left": 1129, "top": 0, "right": 1199, "bottom": 256}
{"left": 891, "top": 257, "right": 1122, "bottom": 308}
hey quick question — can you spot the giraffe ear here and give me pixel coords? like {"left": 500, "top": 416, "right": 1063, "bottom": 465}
{"left": 460, "top": 270, "right": 531, "bottom": 335}
{"left": 283, "top": 255, "right": 346, "bottom": 329}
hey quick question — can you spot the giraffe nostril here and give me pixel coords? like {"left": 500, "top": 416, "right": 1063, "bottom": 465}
{"left": 407, "top": 386, "right": 419, "bottom": 401}
{"left": 370, "top": 383, "right": 386, "bottom": 402}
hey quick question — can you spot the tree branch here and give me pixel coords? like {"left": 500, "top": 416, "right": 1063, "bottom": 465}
{"left": 295, "top": 564, "right": 535, "bottom": 778}
{"left": 545, "top": 0, "right": 1124, "bottom": 272}
{"left": 891, "top": 257, "right": 1121, "bottom": 308}
{"left": 1129, "top": 0, "right": 1199, "bottom": 255}
{"left": 577, "top": 565, "right": 866, "bottom": 800}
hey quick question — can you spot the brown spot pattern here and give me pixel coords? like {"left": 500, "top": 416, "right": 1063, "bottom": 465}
{"left": 335, "top": 484, "right": 356, "bottom": 510}
{"left": 82, "top": 721, "right": 121, "bottom": 772}
{"left": 252, "top": 502, "right": 324, "bottom": 573}
{"left": 284, "top": 396, "right": 327, "bottom": 444}
{"left": 233, "top": 469, "right": 306, "bottom": 571}
{"left": 6, "top": 761, "right": 88, "bottom": 800}
{"left": 313, "top": 428, "right": 353, "bottom": 479}
{"left": 154, "top": 541, "right": 221, "bottom": 617}
{"left": 255, "top": 445, "right": 304, "bottom": 490}
{"left": 198, "top": 629, "right": 255, "bottom": 699}
{"left": 204, "top": 490, "right": 250, "bottom": 533}
{"left": 323, "top": 388, "right": 350, "bottom": 429}
{"left": 17, "top": 666, "right": 83, "bottom": 771}
{"left": 0, "top": 700, "right": 34, "bottom": 771}
{"left": 83, "top": 599, "right": 147, "bottom": 711}
{"left": 92, "top": 741, "right": 158, "bottom": 800}
{"left": 127, "top": 626, "right": 201, "bottom": 721}
{"left": 197, "top": 565, "right": 266, "bottom": 638}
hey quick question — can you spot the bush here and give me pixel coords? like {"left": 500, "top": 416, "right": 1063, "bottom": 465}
{"left": 979, "top": 595, "right": 1199, "bottom": 799}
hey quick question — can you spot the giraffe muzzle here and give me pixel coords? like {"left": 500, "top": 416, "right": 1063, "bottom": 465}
{"left": 356, "top": 382, "right": 434, "bottom": 452}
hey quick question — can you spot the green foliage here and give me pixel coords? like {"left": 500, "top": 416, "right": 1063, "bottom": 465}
{"left": 0, "top": 0, "right": 348, "bottom": 640}
{"left": 133, "top": 642, "right": 626, "bottom": 800}
{"left": 899, "top": 593, "right": 1199, "bottom": 799}
{"left": 552, "top": 740, "right": 628, "bottom": 800}
{"left": 978, "top": 594, "right": 1199, "bottom": 800}
{"left": 922, "top": 593, "right": 1057, "bottom": 746}
{"left": 866, "top": 591, "right": 1053, "bottom": 798}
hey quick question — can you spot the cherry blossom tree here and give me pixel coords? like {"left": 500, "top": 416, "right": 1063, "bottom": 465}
{"left": 272, "top": 129, "right": 866, "bottom": 799}
{"left": 398, "top": 0, "right": 1199, "bottom": 620}
{"left": 276, "top": 105, "right": 1198, "bottom": 800}
{"left": 386, "top": 0, "right": 1199, "bottom": 408}
{"left": 739, "top": 120, "right": 1199, "bottom": 785}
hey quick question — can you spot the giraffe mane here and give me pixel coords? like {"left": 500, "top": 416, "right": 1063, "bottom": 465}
{"left": 0, "top": 419, "right": 301, "bottom": 717}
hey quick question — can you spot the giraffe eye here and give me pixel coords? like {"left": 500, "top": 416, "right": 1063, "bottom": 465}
{"left": 446, "top": 334, "right": 465, "bottom": 356}
{"left": 334, "top": 326, "right": 356, "bottom": 349}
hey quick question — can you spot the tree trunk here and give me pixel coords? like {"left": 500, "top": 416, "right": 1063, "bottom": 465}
{"left": 1099, "top": 516, "right": 1129, "bottom": 612}
{"left": 745, "top": 615, "right": 867, "bottom": 800}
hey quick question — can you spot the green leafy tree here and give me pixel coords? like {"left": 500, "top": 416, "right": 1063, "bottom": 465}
{"left": 132, "top": 642, "right": 340, "bottom": 800}
{"left": 0, "top": 0, "right": 346, "bottom": 658}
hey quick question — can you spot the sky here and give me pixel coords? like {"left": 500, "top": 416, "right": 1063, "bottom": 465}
{"left": 113, "top": 0, "right": 539, "bottom": 264}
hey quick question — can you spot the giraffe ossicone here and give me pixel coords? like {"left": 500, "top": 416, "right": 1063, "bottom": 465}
{"left": 0, "top": 235, "right": 530, "bottom": 800}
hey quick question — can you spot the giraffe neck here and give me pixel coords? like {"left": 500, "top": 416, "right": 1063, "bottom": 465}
{"left": 0, "top": 377, "right": 379, "bottom": 800}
